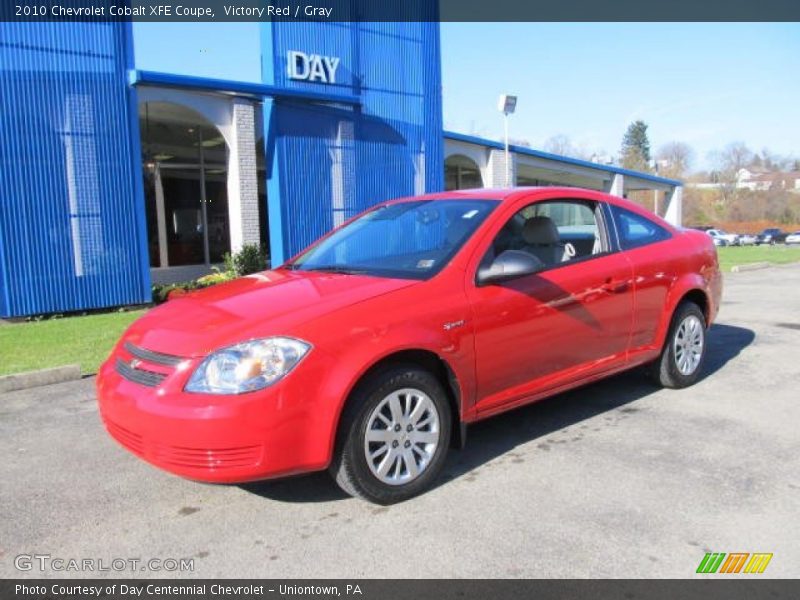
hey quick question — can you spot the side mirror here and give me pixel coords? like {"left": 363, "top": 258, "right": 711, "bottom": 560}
{"left": 477, "top": 250, "right": 543, "bottom": 285}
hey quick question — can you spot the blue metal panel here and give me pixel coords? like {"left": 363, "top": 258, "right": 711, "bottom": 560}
{"left": 261, "top": 6, "right": 444, "bottom": 262}
{"left": 262, "top": 97, "right": 286, "bottom": 266}
{"left": 0, "top": 22, "right": 150, "bottom": 317}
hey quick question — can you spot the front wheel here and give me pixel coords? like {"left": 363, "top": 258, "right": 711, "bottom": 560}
{"left": 329, "top": 366, "right": 452, "bottom": 504}
{"left": 650, "top": 302, "right": 707, "bottom": 389}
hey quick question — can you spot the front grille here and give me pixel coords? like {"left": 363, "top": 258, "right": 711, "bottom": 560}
{"left": 105, "top": 419, "right": 144, "bottom": 455}
{"left": 151, "top": 443, "right": 263, "bottom": 470}
{"left": 124, "top": 342, "right": 185, "bottom": 367}
{"left": 104, "top": 416, "right": 262, "bottom": 472}
{"left": 115, "top": 358, "right": 167, "bottom": 388}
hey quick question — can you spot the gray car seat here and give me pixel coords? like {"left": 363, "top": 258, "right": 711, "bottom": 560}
{"left": 521, "top": 216, "right": 564, "bottom": 266}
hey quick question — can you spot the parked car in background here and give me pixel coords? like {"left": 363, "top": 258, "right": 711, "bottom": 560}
{"left": 756, "top": 228, "right": 787, "bottom": 245}
{"left": 706, "top": 229, "right": 740, "bottom": 246}
{"left": 738, "top": 233, "right": 757, "bottom": 246}
{"left": 97, "top": 188, "right": 722, "bottom": 504}
{"left": 690, "top": 228, "right": 725, "bottom": 246}
{"left": 785, "top": 231, "right": 800, "bottom": 245}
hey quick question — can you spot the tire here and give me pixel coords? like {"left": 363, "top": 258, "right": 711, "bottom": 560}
{"left": 329, "top": 365, "right": 452, "bottom": 504}
{"left": 649, "top": 302, "right": 707, "bottom": 389}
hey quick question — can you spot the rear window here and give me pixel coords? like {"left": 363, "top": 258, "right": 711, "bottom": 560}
{"left": 611, "top": 206, "right": 672, "bottom": 250}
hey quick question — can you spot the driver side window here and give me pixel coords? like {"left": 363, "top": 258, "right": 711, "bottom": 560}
{"left": 482, "top": 199, "right": 607, "bottom": 271}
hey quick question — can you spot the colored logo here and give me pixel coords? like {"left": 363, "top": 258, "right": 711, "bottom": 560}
{"left": 696, "top": 552, "right": 773, "bottom": 574}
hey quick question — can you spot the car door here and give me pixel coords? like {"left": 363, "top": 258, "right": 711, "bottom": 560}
{"left": 607, "top": 204, "right": 675, "bottom": 352}
{"left": 465, "top": 196, "right": 634, "bottom": 415}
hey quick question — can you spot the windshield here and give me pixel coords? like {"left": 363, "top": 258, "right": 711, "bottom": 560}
{"left": 286, "top": 199, "right": 498, "bottom": 279}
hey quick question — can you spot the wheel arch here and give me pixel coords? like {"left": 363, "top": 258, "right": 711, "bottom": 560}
{"left": 654, "top": 278, "right": 713, "bottom": 352}
{"left": 679, "top": 288, "right": 710, "bottom": 324}
{"left": 335, "top": 349, "right": 466, "bottom": 452}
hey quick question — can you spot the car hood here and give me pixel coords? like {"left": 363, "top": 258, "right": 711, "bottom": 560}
{"left": 124, "top": 270, "right": 417, "bottom": 357}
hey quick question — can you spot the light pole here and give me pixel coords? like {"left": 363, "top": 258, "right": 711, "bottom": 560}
{"left": 650, "top": 158, "right": 660, "bottom": 215}
{"left": 497, "top": 94, "right": 517, "bottom": 187}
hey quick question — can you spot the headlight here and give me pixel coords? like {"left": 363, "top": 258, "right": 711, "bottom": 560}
{"left": 185, "top": 337, "right": 311, "bottom": 394}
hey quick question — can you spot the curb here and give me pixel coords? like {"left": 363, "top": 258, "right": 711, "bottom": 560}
{"left": 0, "top": 364, "right": 82, "bottom": 394}
{"left": 731, "top": 262, "right": 772, "bottom": 273}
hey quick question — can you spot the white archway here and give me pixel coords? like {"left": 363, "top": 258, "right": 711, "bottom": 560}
{"left": 445, "top": 154, "right": 484, "bottom": 190}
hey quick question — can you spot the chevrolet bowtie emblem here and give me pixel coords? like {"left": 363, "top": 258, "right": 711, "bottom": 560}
{"left": 129, "top": 359, "right": 142, "bottom": 369}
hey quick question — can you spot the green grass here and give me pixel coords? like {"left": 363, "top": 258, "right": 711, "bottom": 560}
{"left": 717, "top": 244, "right": 800, "bottom": 272}
{"left": 0, "top": 309, "right": 146, "bottom": 377}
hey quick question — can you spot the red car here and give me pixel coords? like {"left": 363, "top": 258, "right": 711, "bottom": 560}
{"left": 97, "top": 188, "right": 722, "bottom": 504}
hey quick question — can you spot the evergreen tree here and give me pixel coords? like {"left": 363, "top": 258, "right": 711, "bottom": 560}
{"left": 620, "top": 120, "right": 652, "bottom": 171}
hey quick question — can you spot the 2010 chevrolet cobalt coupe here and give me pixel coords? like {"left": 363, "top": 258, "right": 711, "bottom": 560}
{"left": 97, "top": 188, "right": 722, "bottom": 504}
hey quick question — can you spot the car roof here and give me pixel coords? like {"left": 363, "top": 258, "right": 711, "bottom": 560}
{"left": 390, "top": 186, "right": 611, "bottom": 203}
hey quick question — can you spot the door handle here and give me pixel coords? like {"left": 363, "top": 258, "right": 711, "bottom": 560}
{"left": 601, "top": 277, "right": 628, "bottom": 294}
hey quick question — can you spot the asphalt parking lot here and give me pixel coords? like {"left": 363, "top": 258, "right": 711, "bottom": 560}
{"left": 1, "top": 265, "right": 799, "bottom": 579}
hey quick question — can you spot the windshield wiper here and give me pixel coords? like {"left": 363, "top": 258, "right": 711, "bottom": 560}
{"left": 300, "top": 265, "right": 368, "bottom": 275}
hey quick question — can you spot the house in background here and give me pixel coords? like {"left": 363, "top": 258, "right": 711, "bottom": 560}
{"left": 737, "top": 168, "right": 800, "bottom": 191}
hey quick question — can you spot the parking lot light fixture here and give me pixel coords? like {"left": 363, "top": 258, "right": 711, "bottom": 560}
{"left": 498, "top": 94, "right": 517, "bottom": 187}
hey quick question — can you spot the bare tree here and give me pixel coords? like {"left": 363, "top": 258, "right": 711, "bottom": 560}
{"left": 508, "top": 138, "right": 532, "bottom": 148}
{"left": 721, "top": 142, "right": 753, "bottom": 173}
{"left": 707, "top": 149, "right": 741, "bottom": 208}
{"left": 756, "top": 148, "right": 793, "bottom": 172}
{"left": 544, "top": 134, "right": 573, "bottom": 156}
{"left": 541, "top": 134, "right": 599, "bottom": 161}
{"left": 656, "top": 142, "right": 694, "bottom": 178}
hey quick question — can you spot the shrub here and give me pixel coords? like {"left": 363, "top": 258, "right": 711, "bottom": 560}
{"left": 224, "top": 243, "right": 269, "bottom": 276}
{"left": 196, "top": 271, "right": 235, "bottom": 286}
{"left": 152, "top": 281, "right": 200, "bottom": 304}
{"left": 150, "top": 245, "right": 269, "bottom": 305}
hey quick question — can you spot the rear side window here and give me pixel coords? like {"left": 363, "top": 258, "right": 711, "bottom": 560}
{"left": 611, "top": 205, "right": 671, "bottom": 250}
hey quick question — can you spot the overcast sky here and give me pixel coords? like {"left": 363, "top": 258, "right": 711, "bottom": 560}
{"left": 134, "top": 22, "right": 800, "bottom": 170}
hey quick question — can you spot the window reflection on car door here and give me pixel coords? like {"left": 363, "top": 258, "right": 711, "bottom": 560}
{"left": 466, "top": 197, "right": 634, "bottom": 415}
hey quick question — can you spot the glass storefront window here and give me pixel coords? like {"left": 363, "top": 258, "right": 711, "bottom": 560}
{"left": 140, "top": 101, "right": 230, "bottom": 268}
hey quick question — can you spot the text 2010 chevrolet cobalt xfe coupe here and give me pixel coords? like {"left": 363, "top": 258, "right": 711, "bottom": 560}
{"left": 97, "top": 188, "right": 722, "bottom": 504}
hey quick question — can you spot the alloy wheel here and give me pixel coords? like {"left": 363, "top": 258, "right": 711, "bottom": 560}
{"left": 363, "top": 388, "right": 441, "bottom": 486}
{"left": 674, "top": 314, "right": 704, "bottom": 376}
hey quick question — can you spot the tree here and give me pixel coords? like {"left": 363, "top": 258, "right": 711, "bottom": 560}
{"left": 720, "top": 142, "right": 753, "bottom": 173}
{"left": 755, "top": 148, "right": 792, "bottom": 172}
{"left": 656, "top": 142, "right": 693, "bottom": 178}
{"left": 544, "top": 134, "right": 573, "bottom": 156}
{"left": 620, "top": 120, "right": 652, "bottom": 171}
{"left": 542, "top": 134, "right": 598, "bottom": 161}
{"left": 759, "top": 147, "right": 774, "bottom": 171}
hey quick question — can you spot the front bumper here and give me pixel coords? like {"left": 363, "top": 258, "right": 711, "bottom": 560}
{"left": 96, "top": 342, "right": 339, "bottom": 483}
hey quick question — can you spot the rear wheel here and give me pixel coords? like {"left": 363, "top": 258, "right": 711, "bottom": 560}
{"left": 329, "top": 365, "right": 452, "bottom": 504}
{"left": 650, "top": 302, "right": 707, "bottom": 389}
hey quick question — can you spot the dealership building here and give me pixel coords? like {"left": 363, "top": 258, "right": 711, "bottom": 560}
{"left": 0, "top": 16, "right": 682, "bottom": 318}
